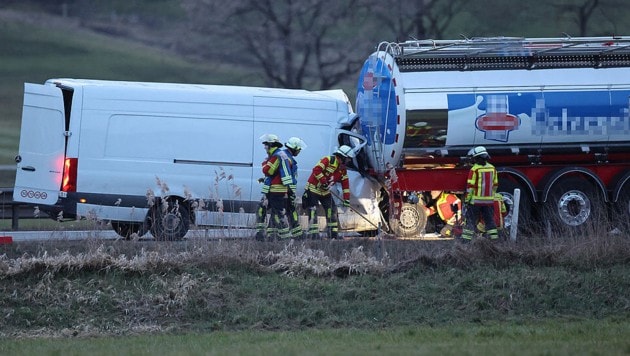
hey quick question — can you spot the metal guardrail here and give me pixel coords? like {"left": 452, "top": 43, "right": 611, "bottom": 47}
{"left": 0, "top": 187, "right": 44, "bottom": 230}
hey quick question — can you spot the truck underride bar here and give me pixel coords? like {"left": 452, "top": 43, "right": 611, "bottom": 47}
{"left": 383, "top": 36, "right": 630, "bottom": 72}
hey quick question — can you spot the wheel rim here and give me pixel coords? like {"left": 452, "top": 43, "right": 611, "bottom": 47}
{"left": 151, "top": 200, "right": 189, "bottom": 240}
{"left": 499, "top": 193, "right": 514, "bottom": 228}
{"left": 161, "top": 213, "right": 182, "bottom": 234}
{"left": 399, "top": 205, "right": 421, "bottom": 232}
{"left": 557, "top": 190, "right": 591, "bottom": 226}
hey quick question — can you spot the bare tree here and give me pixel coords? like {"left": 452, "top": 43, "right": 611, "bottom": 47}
{"left": 182, "top": 0, "right": 374, "bottom": 90}
{"left": 368, "top": 0, "right": 469, "bottom": 40}
{"left": 552, "top": 0, "right": 600, "bottom": 36}
{"left": 596, "top": 0, "right": 627, "bottom": 35}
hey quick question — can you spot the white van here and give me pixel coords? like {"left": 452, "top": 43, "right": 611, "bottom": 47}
{"left": 13, "top": 79, "right": 380, "bottom": 240}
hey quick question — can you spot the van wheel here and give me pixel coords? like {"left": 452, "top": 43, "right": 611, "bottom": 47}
{"left": 150, "top": 199, "right": 190, "bottom": 241}
{"left": 111, "top": 220, "right": 148, "bottom": 240}
{"left": 390, "top": 203, "right": 426, "bottom": 237}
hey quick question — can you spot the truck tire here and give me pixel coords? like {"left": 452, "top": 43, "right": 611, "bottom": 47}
{"left": 111, "top": 220, "right": 148, "bottom": 240}
{"left": 498, "top": 179, "right": 532, "bottom": 234}
{"left": 613, "top": 185, "right": 630, "bottom": 232}
{"left": 390, "top": 203, "right": 426, "bottom": 237}
{"left": 150, "top": 198, "right": 190, "bottom": 241}
{"left": 546, "top": 177, "right": 598, "bottom": 233}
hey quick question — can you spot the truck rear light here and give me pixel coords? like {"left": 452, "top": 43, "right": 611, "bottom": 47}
{"left": 62, "top": 158, "right": 77, "bottom": 192}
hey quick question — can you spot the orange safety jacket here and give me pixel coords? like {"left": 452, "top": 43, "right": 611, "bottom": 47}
{"left": 305, "top": 155, "right": 350, "bottom": 200}
{"left": 436, "top": 193, "right": 462, "bottom": 225}
{"left": 465, "top": 162, "right": 498, "bottom": 205}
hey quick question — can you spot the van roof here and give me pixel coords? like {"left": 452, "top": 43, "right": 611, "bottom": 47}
{"left": 45, "top": 78, "right": 339, "bottom": 101}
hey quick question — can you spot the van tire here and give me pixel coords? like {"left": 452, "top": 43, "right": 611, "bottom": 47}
{"left": 390, "top": 203, "right": 426, "bottom": 237}
{"left": 150, "top": 198, "right": 190, "bottom": 241}
{"left": 111, "top": 220, "right": 148, "bottom": 240}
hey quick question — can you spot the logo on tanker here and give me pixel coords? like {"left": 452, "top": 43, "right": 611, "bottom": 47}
{"left": 476, "top": 95, "right": 520, "bottom": 142}
{"left": 362, "top": 70, "right": 377, "bottom": 91}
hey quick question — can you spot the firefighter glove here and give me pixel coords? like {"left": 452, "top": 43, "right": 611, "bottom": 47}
{"left": 302, "top": 190, "right": 312, "bottom": 210}
{"left": 257, "top": 177, "right": 264, "bottom": 183}
{"left": 343, "top": 199, "right": 351, "bottom": 207}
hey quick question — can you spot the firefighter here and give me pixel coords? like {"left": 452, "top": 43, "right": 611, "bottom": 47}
{"left": 303, "top": 145, "right": 354, "bottom": 239}
{"left": 255, "top": 134, "right": 293, "bottom": 241}
{"left": 423, "top": 191, "right": 462, "bottom": 238}
{"left": 461, "top": 146, "right": 499, "bottom": 242}
{"left": 282, "top": 137, "right": 307, "bottom": 239}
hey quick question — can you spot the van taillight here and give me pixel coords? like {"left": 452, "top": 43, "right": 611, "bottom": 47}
{"left": 62, "top": 158, "right": 77, "bottom": 192}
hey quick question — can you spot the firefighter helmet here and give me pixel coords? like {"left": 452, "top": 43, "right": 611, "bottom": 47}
{"left": 260, "top": 133, "right": 282, "bottom": 147}
{"left": 285, "top": 137, "right": 307, "bottom": 151}
{"left": 471, "top": 146, "right": 490, "bottom": 159}
{"left": 334, "top": 145, "right": 355, "bottom": 158}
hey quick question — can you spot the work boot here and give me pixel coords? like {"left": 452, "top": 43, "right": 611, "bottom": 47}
{"left": 308, "top": 232, "right": 320, "bottom": 240}
{"left": 255, "top": 231, "right": 265, "bottom": 241}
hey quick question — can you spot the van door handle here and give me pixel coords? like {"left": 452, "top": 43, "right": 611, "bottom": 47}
{"left": 21, "top": 166, "right": 36, "bottom": 172}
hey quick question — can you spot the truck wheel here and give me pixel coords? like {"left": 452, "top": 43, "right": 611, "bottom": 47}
{"left": 111, "top": 220, "right": 148, "bottom": 240}
{"left": 546, "top": 177, "right": 598, "bottom": 233}
{"left": 613, "top": 185, "right": 630, "bottom": 232}
{"left": 390, "top": 203, "right": 426, "bottom": 237}
{"left": 150, "top": 199, "right": 190, "bottom": 241}
{"left": 498, "top": 179, "right": 532, "bottom": 234}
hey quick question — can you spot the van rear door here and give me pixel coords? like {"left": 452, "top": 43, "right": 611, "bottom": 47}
{"left": 13, "top": 83, "right": 66, "bottom": 205}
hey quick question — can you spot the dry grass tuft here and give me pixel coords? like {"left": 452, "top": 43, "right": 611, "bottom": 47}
{"left": 388, "top": 233, "right": 630, "bottom": 273}
{"left": 266, "top": 241, "right": 387, "bottom": 277}
{"left": 1, "top": 231, "right": 629, "bottom": 280}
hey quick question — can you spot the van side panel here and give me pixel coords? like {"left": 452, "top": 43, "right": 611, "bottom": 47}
{"left": 75, "top": 88, "right": 255, "bottom": 212}
{"left": 253, "top": 96, "right": 344, "bottom": 196}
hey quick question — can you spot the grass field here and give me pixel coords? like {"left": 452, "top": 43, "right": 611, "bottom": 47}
{"left": 1, "top": 319, "right": 628, "bottom": 355}
{"left": 1, "top": 234, "right": 629, "bottom": 354}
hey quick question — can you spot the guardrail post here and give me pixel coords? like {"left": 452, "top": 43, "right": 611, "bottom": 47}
{"left": 12, "top": 204, "right": 19, "bottom": 230}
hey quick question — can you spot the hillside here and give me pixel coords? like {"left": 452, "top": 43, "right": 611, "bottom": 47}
{"left": 0, "top": 9, "right": 263, "bottom": 186}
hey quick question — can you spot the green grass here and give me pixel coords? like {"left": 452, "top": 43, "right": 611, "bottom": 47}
{"left": 0, "top": 319, "right": 628, "bottom": 355}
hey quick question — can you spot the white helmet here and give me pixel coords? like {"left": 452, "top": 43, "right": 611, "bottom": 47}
{"left": 334, "top": 145, "right": 355, "bottom": 158}
{"left": 285, "top": 137, "right": 307, "bottom": 151}
{"left": 260, "top": 133, "right": 282, "bottom": 147}
{"left": 471, "top": 146, "right": 490, "bottom": 158}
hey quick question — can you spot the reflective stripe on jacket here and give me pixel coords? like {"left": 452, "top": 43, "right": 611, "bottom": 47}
{"left": 305, "top": 155, "right": 350, "bottom": 200}
{"left": 465, "top": 162, "right": 497, "bottom": 205}
{"left": 262, "top": 148, "right": 295, "bottom": 194}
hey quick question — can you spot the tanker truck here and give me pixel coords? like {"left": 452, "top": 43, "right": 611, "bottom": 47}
{"left": 349, "top": 36, "right": 630, "bottom": 237}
